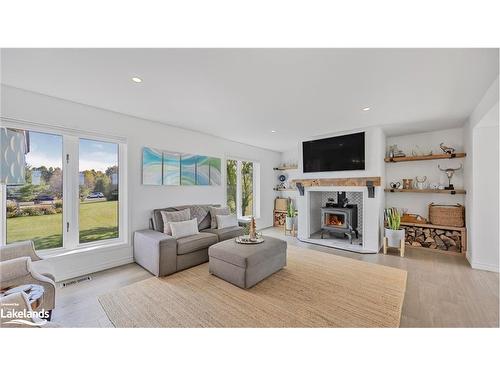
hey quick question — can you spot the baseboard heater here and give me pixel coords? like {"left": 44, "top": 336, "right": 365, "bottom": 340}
{"left": 60, "top": 275, "right": 92, "bottom": 288}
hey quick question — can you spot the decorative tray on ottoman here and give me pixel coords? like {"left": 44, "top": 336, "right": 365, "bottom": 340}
{"left": 235, "top": 235, "right": 265, "bottom": 244}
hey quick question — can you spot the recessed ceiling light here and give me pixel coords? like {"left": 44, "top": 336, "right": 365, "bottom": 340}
{"left": 271, "top": 130, "right": 277, "bottom": 133}
{"left": 132, "top": 77, "right": 142, "bottom": 83}
{"left": 362, "top": 107, "right": 371, "bottom": 111}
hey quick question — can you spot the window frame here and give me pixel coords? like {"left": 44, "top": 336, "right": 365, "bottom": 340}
{"left": 225, "top": 156, "right": 260, "bottom": 220}
{"left": 0, "top": 118, "right": 128, "bottom": 256}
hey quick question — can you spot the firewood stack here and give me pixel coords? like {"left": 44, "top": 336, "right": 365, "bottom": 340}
{"left": 402, "top": 225, "right": 462, "bottom": 252}
{"left": 273, "top": 211, "right": 287, "bottom": 227}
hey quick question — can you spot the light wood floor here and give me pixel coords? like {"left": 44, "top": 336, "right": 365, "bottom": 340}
{"left": 52, "top": 227, "right": 499, "bottom": 328}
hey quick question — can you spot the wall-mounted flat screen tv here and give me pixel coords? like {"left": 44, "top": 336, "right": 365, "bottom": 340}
{"left": 302, "top": 132, "right": 365, "bottom": 172}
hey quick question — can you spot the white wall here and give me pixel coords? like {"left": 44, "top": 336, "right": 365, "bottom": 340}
{"left": 386, "top": 127, "right": 465, "bottom": 217}
{"left": 464, "top": 77, "right": 499, "bottom": 272}
{"left": 1, "top": 85, "right": 281, "bottom": 280}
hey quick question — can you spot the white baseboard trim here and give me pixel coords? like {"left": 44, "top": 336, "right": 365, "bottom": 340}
{"left": 466, "top": 250, "right": 472, "bottom": 266}
{"left": 465, "top": 249, "right": 499, "bottom": 272}
{"left": 56, "top": 255, "right": 134, "bottom": 282}
{"left": 469, "top": 260, "right": 499, "bottom": 273}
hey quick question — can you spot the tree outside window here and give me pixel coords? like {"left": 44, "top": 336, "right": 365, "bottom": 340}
{"left": 241, "top": 161, "right": 253, "bottom": 217}
{"left": 226, "top": 159, "right": 256, "bottom": 218}
{"left": 226, "top": 160, "right": 237, "bottom": 214}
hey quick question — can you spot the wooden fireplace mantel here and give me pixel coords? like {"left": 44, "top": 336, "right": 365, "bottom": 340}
{"left": 291, "top": 177, "right": 381, "bottom": 188}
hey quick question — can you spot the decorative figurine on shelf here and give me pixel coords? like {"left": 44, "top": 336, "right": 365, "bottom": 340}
{"left": 411, "top": 146, "right": 432, "bottom": 157}
{"left": 438, "top": 164, "right": 462, "bottom": 190}
{"left": 277, "top": 174, "right": 287, "bottom": 190}
{"left": 415, "top": 176, "right": 427, "bottom": 189}
{"left": 402, "top": 178, "right": 413, "bottom": 190}
{"left": 248, "top": 216, "right": 257, "bottom": 240}
{"left": 390, "top": 181, "right": 402, "bottom": 189}
{"left": 387, "top": 144, "right": 405, "bottom": 158}
{"left": 440, "top": 142, "right": 456, "bottom": 155}
{"left": 388, "top": 145, "right": 395, "bottom": 159}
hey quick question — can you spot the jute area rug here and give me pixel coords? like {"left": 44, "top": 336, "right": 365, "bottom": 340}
{"left": 99, "top": 245, "right": 407, "bottom": 327}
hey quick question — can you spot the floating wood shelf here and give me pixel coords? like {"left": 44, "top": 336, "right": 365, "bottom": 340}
{"left": 384, "top": 152, "right": 466, "bottom": 163}
{"left": 384, "top": 188, "right": 466, "bottom": 195}
{"left": 273, "top": 166, "right": 298, "bottom": 171}
{"left": 292, "top": 177, "right": 381, "bottom": 187}
{"left": 274, "top": 188, "right": 297, "bottom": 192}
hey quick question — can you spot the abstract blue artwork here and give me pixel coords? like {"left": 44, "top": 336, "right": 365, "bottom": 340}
{"left": 163, "top": 151, "right": 180, "bottom": 185}
{"left": 142, "top": 147, "right": 163, "bottom": 185}
{"left": 209, "top": 157, "right": 221, "bottom": 185}
{"left": 180, "top": 154, "right": 197, "bottom": 186}
{"left": 142, "top": 147, "right": 221, "bottom": 186}
{"left": 196, "top": 156, "right": 210, "bottom": 185}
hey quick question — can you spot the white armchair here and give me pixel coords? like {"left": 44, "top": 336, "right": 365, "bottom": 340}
{"left": 0, "top": 241, "right": 56, "bottom": 314}
{"left": 1, "top": 240, "right": 47, "bottom": 265}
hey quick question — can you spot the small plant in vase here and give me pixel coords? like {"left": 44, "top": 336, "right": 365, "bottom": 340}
{"left": 286, "top": 201, "right": 296, "bottom": 231}
{"left": 384, "top": 207, "right": 405, "bottom": 247}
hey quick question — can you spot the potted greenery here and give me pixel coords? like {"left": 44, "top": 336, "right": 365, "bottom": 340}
{"left": 385, "top": 207, "right": 404, "bottom": 247}
{"left": 285, "top": 200, "right": 296, "bottom": 231}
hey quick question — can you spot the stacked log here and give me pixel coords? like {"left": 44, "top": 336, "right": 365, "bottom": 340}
{"left": 273, "top": 211, "right": 287, "bottom": 227}
{"left": 401, "top": 225, "right": 462, "bottom": 252}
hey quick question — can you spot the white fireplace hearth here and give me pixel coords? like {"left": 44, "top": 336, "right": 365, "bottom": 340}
{"left": 296, "top": 185, "right": 383, "bottom": 253}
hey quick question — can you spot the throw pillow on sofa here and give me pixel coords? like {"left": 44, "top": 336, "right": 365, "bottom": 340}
{"left": 216, "top": 214, "right": 238, "bottom": 229}
{"left": 169, "top": 218, "right": 199, "bottom": 239}
{"left": 189, "top": 205, "right": 210, "bottom": 229}
{"left": 209, "top": 206, "right": 230, "bottom": 228}
{"left": 161, "top": 208, "right": 191, "bottom": 235}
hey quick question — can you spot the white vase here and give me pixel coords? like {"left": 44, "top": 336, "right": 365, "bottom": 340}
{"left": 385, "top": 228, "right": 405, "bottom": 247}
{"left": 285, "top": 216, "right": 294, "bottom": 230}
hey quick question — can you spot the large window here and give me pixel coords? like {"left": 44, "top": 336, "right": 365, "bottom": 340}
{"left": 79, "top": 139, "right": 119, "bottom": 244}
{"left": 226, "top": 158, "right": 259, "bottom": 219}
{"left": 6, "top": 131, "right": 64, "bottom": 250}
{"left": 2, "top": 125, "right": 125, "bottom": 252}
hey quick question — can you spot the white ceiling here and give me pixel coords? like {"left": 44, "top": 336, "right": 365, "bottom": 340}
{"left": 1, "top": 49, "right": 498, "bottom": 151}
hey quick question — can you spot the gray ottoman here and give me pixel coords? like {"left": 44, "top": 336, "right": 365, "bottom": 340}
{"left": 208, "top": 236, "right": 287, "bottom": 289}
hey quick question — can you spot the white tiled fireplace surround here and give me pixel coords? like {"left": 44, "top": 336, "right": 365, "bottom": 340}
{"left": 296, "top": 186, "right": 384, "bottom": 253}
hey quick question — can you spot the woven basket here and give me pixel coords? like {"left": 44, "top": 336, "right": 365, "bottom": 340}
{"left": 429, "top": 203, "right": 465, "bottom": 227}
{"left": 275, "top": 198, "right": 288, "bottom": 212}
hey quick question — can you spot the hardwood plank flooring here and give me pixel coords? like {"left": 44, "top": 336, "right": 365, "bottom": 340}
{"left": 52, "top": 227, "right": 499, "bottom": 328}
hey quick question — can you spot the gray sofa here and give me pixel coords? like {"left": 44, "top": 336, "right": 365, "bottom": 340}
{"left": 134, "top": 204, "right": 244, "bottom": 277}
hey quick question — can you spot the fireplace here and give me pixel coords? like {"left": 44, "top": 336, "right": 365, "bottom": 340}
{"left": 324, "top": 212, "right": 347, "bottom": 228}
{"left": 296, "top": 181, "right": 381, "bottom": 254}
{"left": 320, "top": 206, "right": 359, "bottom": 243}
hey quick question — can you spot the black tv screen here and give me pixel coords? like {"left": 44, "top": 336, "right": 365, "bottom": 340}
{"left": 302, "top": 132, "right": 365, "bottom": 172}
